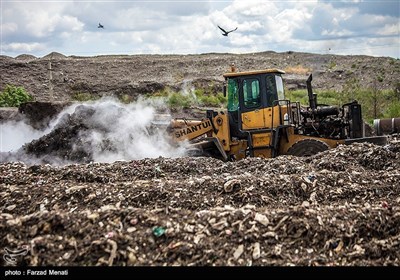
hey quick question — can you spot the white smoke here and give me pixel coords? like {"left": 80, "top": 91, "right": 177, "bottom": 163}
{"left": 0, "top": 97, "right": 188, "bottom": 165}
{"left": 0, "top": 102, "right": 83, "bottom": 154}
{"left": 181, "top": 79, "right": 196, "bottom": 100}
{"left": 0, "top": 120, "right": 45, "bottom": 152}
{"left": 80, "top": 98, "right": 187, "bottom": 162}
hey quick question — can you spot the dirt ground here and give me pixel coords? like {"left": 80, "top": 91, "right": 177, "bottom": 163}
{"left": 1, "top": 140, "right": 399, "bottom": 266}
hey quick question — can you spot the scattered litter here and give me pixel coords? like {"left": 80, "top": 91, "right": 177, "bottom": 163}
{"left": 1, "top": 141, "right": 399, "bottom": 265}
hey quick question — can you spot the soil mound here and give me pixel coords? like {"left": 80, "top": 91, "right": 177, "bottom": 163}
{"left": 15, "top": 54, "right": 37, "bottom": 61}
{"left": 41, "top": 52, "right": 67, "bottom": 60}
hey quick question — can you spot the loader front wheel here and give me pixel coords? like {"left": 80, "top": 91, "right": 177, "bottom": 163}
{"left": 287, "top": 139, "right": 330, "bottom": 157}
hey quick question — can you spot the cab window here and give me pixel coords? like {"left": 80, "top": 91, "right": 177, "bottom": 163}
{"left": 265, "top": 75, "right": 276, "bottom": 106}
{"left": 275, "top": 75, "right": 285, "bottom": 101}
{"left": 227, "top": 78, "right": 239, "bottom": 112}
{"left": 265, "top": 74, "right": 285, "bottom": 106}
{"left": 243, "top": 78, "right": 260, "bottom": 108}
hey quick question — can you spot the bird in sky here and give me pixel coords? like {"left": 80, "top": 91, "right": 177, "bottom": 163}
{"left": 98, "top": 23, "right": 104, "bottom": 29}
{"left": 218, "top": 25, "right": 237, "bottom": 36}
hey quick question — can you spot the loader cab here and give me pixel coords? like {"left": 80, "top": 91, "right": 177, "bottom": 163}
{"left": 223, "top": 69, "right": 286, "bottom": 137}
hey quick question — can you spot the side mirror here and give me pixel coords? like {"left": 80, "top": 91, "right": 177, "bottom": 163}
{"left": 223, "top": 85, "right": 227, "bottom": 97}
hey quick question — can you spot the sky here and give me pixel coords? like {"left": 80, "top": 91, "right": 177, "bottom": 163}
{"left": 1, "top": 0, "right": 399, "bottom": 58}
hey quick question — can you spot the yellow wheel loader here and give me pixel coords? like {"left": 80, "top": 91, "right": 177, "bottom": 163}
{"left": 168, "top": 68, "right": 389, "bottom": 161}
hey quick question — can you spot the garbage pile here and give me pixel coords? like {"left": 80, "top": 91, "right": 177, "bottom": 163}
{"left": 1, "top": 100, "right": 186, "bottom": 165}
{"left": 1, "top": 141, "right": 399, "bottom": 266}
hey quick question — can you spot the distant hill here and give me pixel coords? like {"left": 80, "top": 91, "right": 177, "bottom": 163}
{"left": 0, "top": 51, "right": 399, "bottom": 102}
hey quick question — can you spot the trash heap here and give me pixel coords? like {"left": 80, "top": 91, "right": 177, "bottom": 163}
{"left": 1, "top": 141, "right": 399, "bottom": 266}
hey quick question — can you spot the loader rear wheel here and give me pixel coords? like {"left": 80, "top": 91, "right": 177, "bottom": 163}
{"left": 287, "top": 139, "right": 330, "bottom": 157}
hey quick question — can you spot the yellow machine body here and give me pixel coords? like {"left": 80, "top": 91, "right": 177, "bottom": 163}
{"left": 168, "top": 68, "right": 387, "bottom": 160}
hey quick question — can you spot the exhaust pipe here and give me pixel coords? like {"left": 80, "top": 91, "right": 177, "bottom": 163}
{"left": 374, "top": 117, "right": 400, "bottom": 136}
{"left": 306, "top": 74, "right": 317, "bottom": 111}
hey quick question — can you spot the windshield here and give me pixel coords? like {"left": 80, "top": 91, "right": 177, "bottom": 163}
{"left": 275, "top": 75, "right": 285, "bottom": 100}
{"left": 243, "top": 78, "right": 260, "bottom": 108}
{"left": 227, "top": 78, "right": 239, "bottom": 112}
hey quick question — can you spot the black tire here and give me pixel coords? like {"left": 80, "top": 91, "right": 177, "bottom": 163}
{"left": 202, "top": 147, "right": 226, "bottom": 161}
{"left": 287, "top": 138, "right": 330, "bottom": 157}
{"left": 186, "top": 147, "right": 225, "bottom": 161}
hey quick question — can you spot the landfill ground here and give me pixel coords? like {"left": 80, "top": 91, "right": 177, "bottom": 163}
{"left": 1, "top": 140, "right": 399, "bottom": 266}
{"left": 2, "top": 52, "right": 399, "bottom": 103}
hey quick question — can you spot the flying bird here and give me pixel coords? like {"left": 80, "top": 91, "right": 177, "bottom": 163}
{"left": 218, "top": 25, "right": 237, "bottom": 36}
{"left": 98, "top": 23, "right": 104, "bottom": 29}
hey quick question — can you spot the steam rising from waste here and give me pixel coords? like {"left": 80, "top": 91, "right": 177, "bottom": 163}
{"left": 181, "top": 79, "right": 196, "bottom": 99}
{"left": 0, "top": 120, "right": 45, "bottom": 152}
{"left": 0, "top": 98, "right": 188, "bottom": 165}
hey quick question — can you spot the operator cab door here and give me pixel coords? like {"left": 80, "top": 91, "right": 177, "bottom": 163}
{"left": 263, "top": 74, "right": 286, "bottom": 129}
{"left": 239, "top": 76, "right": 266, "bottom": 130}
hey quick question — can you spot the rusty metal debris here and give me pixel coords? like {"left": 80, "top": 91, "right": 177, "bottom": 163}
{"left": 0, "top": 140, "right": 399, "bottom": 266}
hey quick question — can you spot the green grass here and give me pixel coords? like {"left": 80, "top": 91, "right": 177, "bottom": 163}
{"left": 150, "top": 87, "right": 227, "bottom": 109}
{"left": 167, "top": 92, "right": 193, "bottom": 108}
{"left": 70, "top": 81, "right": 398, "bottom": 125}
{"left": 286, "top": 89, "right": 343, "bottom": 106}
{"left": 72, "top": 92, "right": 99, "bottom": 102}
{"left": 286, "top": 87, "right": 400, "bottom": 124}
{"left": 385, "top": 102, "right": 400, "bottom": 118}
{"left": 119, "top": 94, "right": 135, "bottom": 104}
{"left": 328, "top": 60, "right": 337, "bottom": 70}
{"left": 163, "top": 84, "right": 400, "bottom": 122}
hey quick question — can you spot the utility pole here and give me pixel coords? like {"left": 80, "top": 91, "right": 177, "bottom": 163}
{"left": 372, "top": 80, "right": 378, "bottom": 119}
{"left": 48, "top": 53, "right": 54, "bottom": 102}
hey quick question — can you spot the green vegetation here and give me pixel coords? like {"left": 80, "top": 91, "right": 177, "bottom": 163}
{"left": 194, "top": 89, "right": 227, "bottom": 107}
{"left": 286, "top": 89, "right": 339, "bottom": 107}
{"left": 71, "top": 79, "right": 399, "bottom": 124}
{"left": 385, "top": 103, "right": 400, "bottom": 118}
{"left": 119, "top": 94, "right": 135, "bottom": 104}
{"left": 286, "top": 81, "right": 400, "bottom": 124}
{"left": 328, "top": 60, "right": 337, "bottom": 70}
{"left": 394, "top": 82, "right": 400, "bottom": 100}
{"left": 167, "top": 92, "right": 193, "bottom": 108}
{"left": 149, "top": 80, "right": 399, "bottom": 122}
{"left": 72, "top": 92, "right": 136, "bottom": 103}
{"left": 0, "top": 84, "right": 33, "bottom": 107}
{"left": 72, "top": 92, "right": 99, "bottom": 102}
{"left": 150, "top": 87, "right": 227, "bottom": 109}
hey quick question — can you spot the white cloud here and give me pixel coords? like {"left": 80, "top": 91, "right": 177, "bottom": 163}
{"left": 231, "top": 34, "right": 255, "bottom": 46}
{"left": 2, "top": 1, "right": 84, "bottom": 43}
{"left": 1, "top": 0, "right": 399, "bottom": 58}
{"left": 376, "top": 24, "right": 400, "bottom": 36}
{"left": 1, "top": 22, "right": 18, "bottom": 35}
{"left": 321, "top": 29, "right": 353, "bottom": 37}
{"left": 27, "top": 13, "right": 84, "bottom": 37}
{"left": 3, "top": 42, "right": 45, "bottom": 53}
{"left": 229, "top": 0, "right": 279, "bottom": 17}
